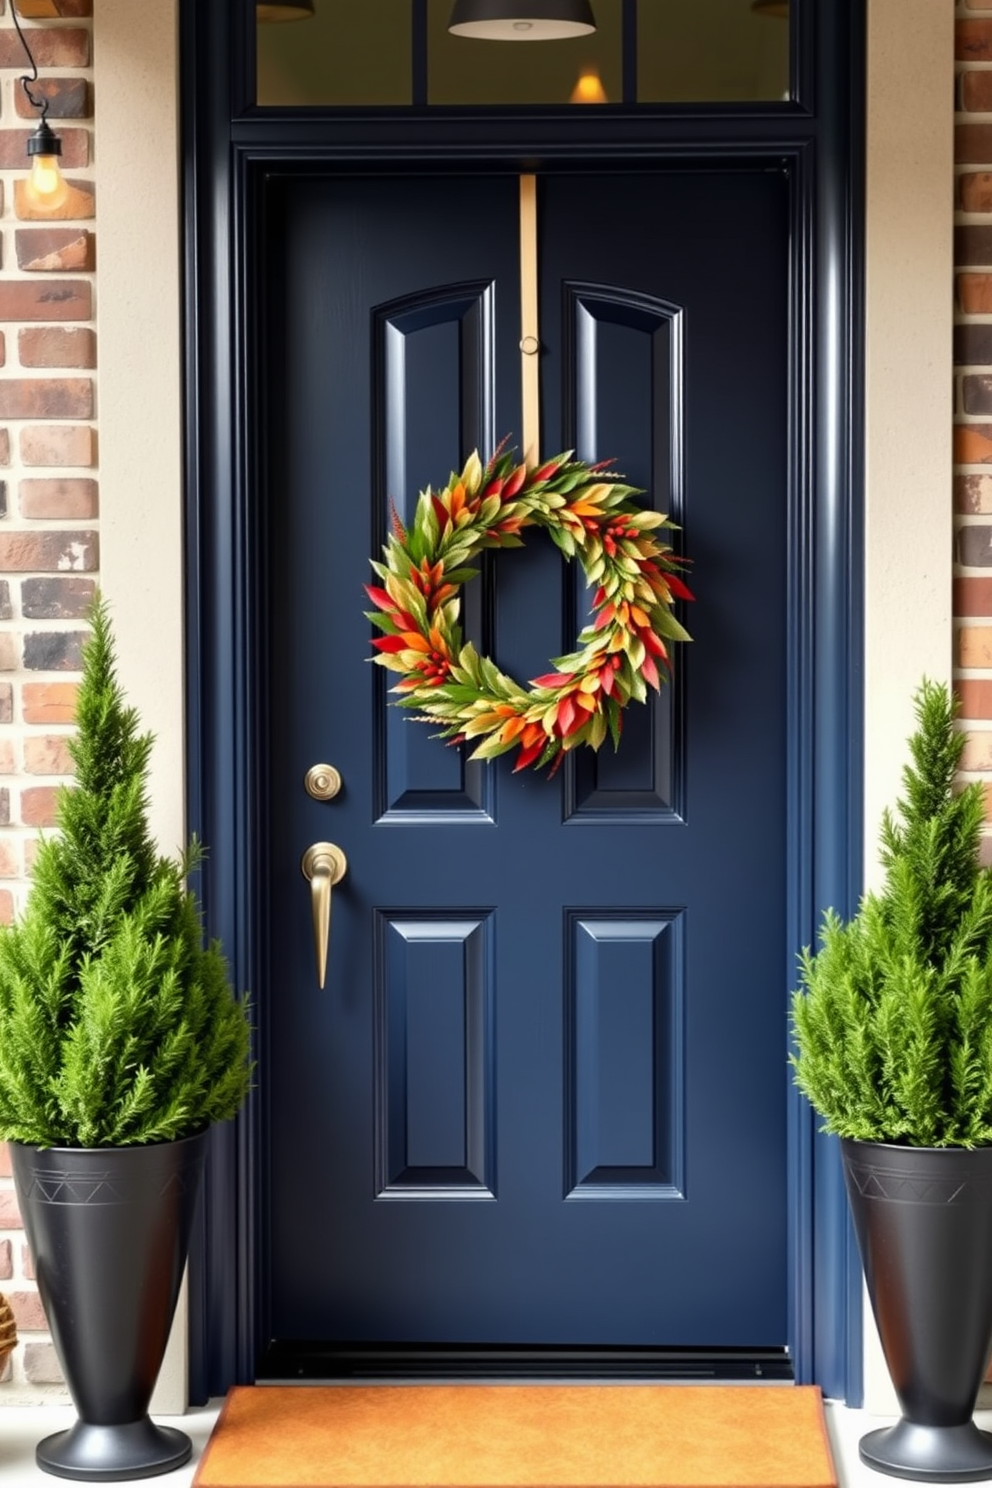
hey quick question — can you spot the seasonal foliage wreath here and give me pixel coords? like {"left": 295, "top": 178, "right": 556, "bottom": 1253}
{"left": 366, "top": 442, "right": 694, "bottom": 774}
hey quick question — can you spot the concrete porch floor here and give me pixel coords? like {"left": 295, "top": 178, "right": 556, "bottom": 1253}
{"left": 0, "top": 1399, "right": 985, "bottom": 1487}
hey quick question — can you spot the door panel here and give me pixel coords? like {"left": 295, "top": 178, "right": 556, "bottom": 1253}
{"left": 263, "top": 169, "right": 788, "bottom": 1351}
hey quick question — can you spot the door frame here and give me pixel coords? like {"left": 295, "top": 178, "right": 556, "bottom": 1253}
{"left": 179, "top": 0, "right": 866, "bottom": 1403}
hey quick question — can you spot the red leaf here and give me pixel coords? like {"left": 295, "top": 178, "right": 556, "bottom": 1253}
{"left": 594, "top": 604, "right": 615, "bottom": 631}
{"left": 503, "top": 464, "right": 527, "bottom": 500}
{"left": 641, "top": 630, "right": 669, "bottom": 659}
{"left": 531, "top": 671, "right": 572, "bottom": 690}
{"left": 364, "top": 585, "right": 395, "bottom": 610}
{"left": 557, "top": 696, "right": 576, "bottom": 734}
{"left": 432, "top": 495, "right": 448, "bottom": 528}
{"left": 513, "top": 738, "right": 546, "bottom": 771}
{"left": 641, "top": 653, "right": 660, "bottom": 691}
{"left": 372, "top": 635, "right": 409, "bottom": 653}
{"left": 665, "top": 572, "right": 695, "bottom": 601}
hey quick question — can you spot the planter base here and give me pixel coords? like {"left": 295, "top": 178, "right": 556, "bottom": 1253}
{"left": 35, "top": 1418, "right": 192, "bottom": 1482}
{"left": 859, "top": 1420, "right": 992, "bottom": 1483}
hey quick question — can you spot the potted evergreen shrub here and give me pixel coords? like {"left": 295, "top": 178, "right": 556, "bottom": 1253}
{"left": 0, "top": 596, "right": 251, "bottom": 1483}
{"left": 792, "top": 679, "right": 992, "bottom": 1483}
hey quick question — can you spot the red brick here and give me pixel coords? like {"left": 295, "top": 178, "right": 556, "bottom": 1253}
{"left": 0, "top": 741, "right": 15, "bottom": 772}
{"left": 9, "top": 1291, "right": 47, "bottom": 1332}
{"left": 0, "top": 29, "right": 89, "bottom": 68}
{"left": 958, "top": 122, "right": 992, "bottom": 164}
{"left": 962, "top": 71, "right": 992, "bottom": 113}
{"left": 0, "top": 333, "right": 5, "bottom": 368}
{"left": 20, "top": 1243, "right": 33, "bottom": 1281}
{"left": 0, "top": 1192, "right": 22, "bottom": 1230}
{"left": 963, "top": 173, "right": 992, "bottom": 215}
{"left": 0, "top": 432, "right": 10, "bottom": 468}
{"left": 956, "top": 577, "right": 992, "bottom": 614}
{"left": 20, "top": 424, "right": 93, "bottom": 467}
{"left": 18, "top": 327, "right": 95, "bottom": 368}
{"left": 15, "top": 177, "right": 93, "bottom": 221}
{"left": 0, "top": 379, "right": 92, "bottom": 420}
{"left": 22, "top": 681, "right": 78, "bottom": 723}
{"left": 21, "top": 786, "right": 59, "bottom": 827}
{"left": 17, "top": 0, "right": 92, "bottom": 14}
{"left": 0, "top": 892, "right": 13, "bottom": 928}
{"left": 0, "top": 842, "right": 20, "bottom": 880}
{"left": 955, "top": 423, "right": 992, "bottom": 463}
{"left": 958, "top": 20, "right": 992, "bottom": 60}
{"left": 0, "top": 279, "right": 90, "bottom": 322}
{"left": 15, "top": 229, "right": 94, "bottom": 273}
{"left": 13, "top": 76, "right": 89, "bottom": 120}
{"left": 23, "top": 734, "right": 72, "bottom": 774}
{"left": 957, "top": 679, "right": 992, "bottom": 718}
{"left": 958, "top": 275, "right": 992, "bottom": 314}
{"left": 0, "top": 128, "right": 87, "bottom": 171}
{"left": 0, "top": 1148, "right": 11, "bottom": 1181}
{"left": 23, "top": 838, "right": 40, "bottom": 875}
{"left": 23, "top": 1343, "right": 62, "bottom": 1384}
{"left": 0, "top": 530, "right": 96, "bottom": 572}
{"left": 0, "top": 1240, "right": 12, "bottom": 1283}
{"left": 0, "top": 686, "right": 11, "bottom": 727}
{"left": 19, "top": 478, "right": 97, "bottom": 518}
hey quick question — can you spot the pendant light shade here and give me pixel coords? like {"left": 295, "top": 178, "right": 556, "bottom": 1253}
{"left": 257, "top": 0, "right": 316, "bottom": 20}
{"left": 448, "top": 0, "right": 596, "bottom": 41}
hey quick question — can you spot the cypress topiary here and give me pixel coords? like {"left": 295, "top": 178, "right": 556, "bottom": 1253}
{"left": 791, "top": 678, "right": 992, "bottom": 1147}
{"left": 0, "top": 595, "right": 251, "bottom": 1147}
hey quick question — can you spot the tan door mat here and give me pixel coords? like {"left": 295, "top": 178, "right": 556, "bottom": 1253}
{"left": 192, "top": 1383, "right": 837, "bottom": 1488}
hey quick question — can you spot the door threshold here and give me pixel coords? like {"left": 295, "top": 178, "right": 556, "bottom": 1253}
{"left": 257, "top": 1343, "right": 793, "bottom": 1383}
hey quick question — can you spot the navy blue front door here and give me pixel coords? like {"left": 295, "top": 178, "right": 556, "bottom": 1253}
{"left": 263, "top": 168, "right": 788, "bottom": 1350}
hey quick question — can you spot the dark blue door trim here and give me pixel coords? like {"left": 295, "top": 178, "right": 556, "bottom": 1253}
{"left": 179, "top": 0, "right": 865, "bottom": 1403}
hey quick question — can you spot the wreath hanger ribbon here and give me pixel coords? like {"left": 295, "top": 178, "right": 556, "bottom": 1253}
{"left": 519, "top": 174, "right": 541, "bottom": 469}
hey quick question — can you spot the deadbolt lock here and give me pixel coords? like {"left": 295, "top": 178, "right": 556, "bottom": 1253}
{"left": 304, "top": 764, "right": 342, "bottom": 802}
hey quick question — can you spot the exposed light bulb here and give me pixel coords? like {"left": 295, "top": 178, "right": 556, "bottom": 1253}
{"left": 570, "top": 67, "right": 608, "bottom": 104}
{"left": 24, "top": 119, "right": 68, "bottom": 212}
{"left": 26, "top": 151, "right": 68, "bottom": 210}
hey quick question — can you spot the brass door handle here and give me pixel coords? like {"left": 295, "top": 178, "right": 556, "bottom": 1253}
{"left": 300, "top": 842, "right": 348, "bottom": 989}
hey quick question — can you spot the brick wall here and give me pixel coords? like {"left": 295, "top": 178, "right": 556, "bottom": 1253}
{"left": 957, "top": 3, "right": 992, "bottom": 852}
{"left": 0, "top": 0, "right": 94, "bottom": 1401}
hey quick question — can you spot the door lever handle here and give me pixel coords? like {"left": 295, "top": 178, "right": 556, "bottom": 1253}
{"left": 300, "top": 842, "right": 348, "bottom": 989}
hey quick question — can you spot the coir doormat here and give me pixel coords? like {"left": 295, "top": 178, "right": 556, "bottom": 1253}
{"left": 192, "top": 1383, "right": 837, "bottom": 1488}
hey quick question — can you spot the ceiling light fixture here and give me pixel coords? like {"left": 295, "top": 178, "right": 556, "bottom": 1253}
{"left": 10, "top": 0, "right": 68, "bottom": 213}
{"left": 448, "top": 0, "right": 596, "bottom": 42}
{"left": 257, "top": 0, "right": 316, "bottom": 21}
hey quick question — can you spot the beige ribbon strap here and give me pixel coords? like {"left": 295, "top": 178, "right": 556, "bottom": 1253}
{"left": 519, "top": 174, "right": 540, "bottom": 469}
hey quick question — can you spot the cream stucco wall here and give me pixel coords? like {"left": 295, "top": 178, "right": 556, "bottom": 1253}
{"left": 862, "top": 0, "right": 954, "bottom": 1413}
{"left": 91, "top": 0, "right": 952, "bottom": 1411}
{"left": 92, "top": 0, "right": 186, "bottom": 1417}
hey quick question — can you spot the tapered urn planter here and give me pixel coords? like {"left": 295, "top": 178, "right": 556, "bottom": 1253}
{"left": 791, "top": 683, "right": 992, "bottom": 1482}
{"left": 10, "top": 1134, "right": 208, "bottom": 1483}
{"left": 842, "top": 1141, "right": 992, "bottom": 1483}
{"left": 0, "top": 598, "right": 251, "bottom": 1482}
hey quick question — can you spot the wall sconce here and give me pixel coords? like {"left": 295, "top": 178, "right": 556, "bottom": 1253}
{"left": 11, "top": 0, "right": 68, "bottom": 213}
{"left": 449, "top": 0, "right": 596, "bottom": 41}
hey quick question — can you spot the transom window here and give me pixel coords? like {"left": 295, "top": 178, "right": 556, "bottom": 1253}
{"left": 255, "top": 0, "right": 791, "bottom": 109}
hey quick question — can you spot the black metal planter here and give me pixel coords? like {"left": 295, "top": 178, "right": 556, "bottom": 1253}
{"left": 841, "top": 1138, "right": 992, "bottom": 1483}
{"left": 10, "top": 1131, "right": 208, "bottom": 1483}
